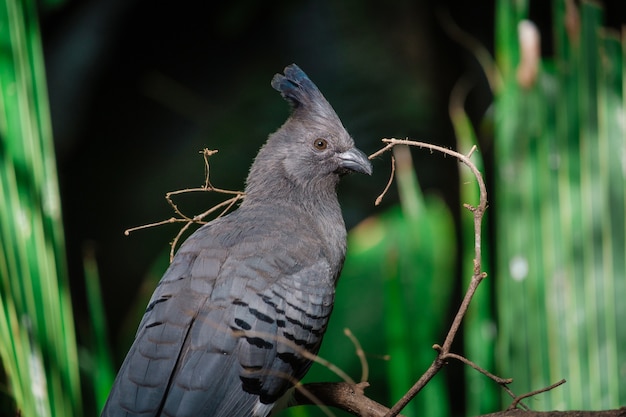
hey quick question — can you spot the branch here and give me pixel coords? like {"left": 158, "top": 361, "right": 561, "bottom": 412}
{"left": 436, "top": 348, "right": 529, "bottom": 410}
{"left": 294, "top": 382, "right": 407, "bottom": 417}
{"left": 373, "top": 154, "right": 395, "bottom": 206}
{"left": 344, "top": 328, "right": 370, "bottom": 383}
{"left": 123, "top": 148, "right": 244, "bottom": 260}
{"left": 369, "top": 137, "right": 489, "bottom": 417}
{"left": 508, "top": 379, "right": 567, "bottom": 411}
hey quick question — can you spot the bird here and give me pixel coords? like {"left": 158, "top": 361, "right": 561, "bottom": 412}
{"left": 101, "top": 64, "right": 372, "bottom": 417}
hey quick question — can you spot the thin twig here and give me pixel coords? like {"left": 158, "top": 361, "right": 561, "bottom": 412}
{"left": 437, "top": 349, "right": 530, "bottom": 410}
{"left": 165, "top": 191, "right": 193, "bottom": 221}
{"left": 374, "top": 155, "right": 396, "bottom": 206}
{"left": 508, "top": 379, "right": 567, "bottom": 410}
{"left": 124, "top": 217, "right": 185, "bottom": 236}
{"left": 168, "top": 218, "right": 198, "bottom": 261}
{"left": 200, "top": 148, "right": 218, "bottom": 189}
{"left": 192, "top": 195, "right": 244, "bottom": 222}
{"left": 167, "top": 194, "right": 245, "bottom": 261}
{"left": 466, "top": 144, "right": 477, "bottom": 158}
{"left": 124, "top": 148, "right": 245, "bottom": 260}
{"left": 368, "top": 142, "right": 396, "bottom": 160}
{"left": 344, "top": 328, "right": 369, "bottom": 383}
{"left": 437, "top": 348, "right": 529, "bottom": 409}
{"left": 436, "top": 347, "right": 512, "bottom": 385}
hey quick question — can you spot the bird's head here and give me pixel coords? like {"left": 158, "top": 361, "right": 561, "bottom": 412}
{"left": 245, "top": 64, "right": 372, "bottom": 201}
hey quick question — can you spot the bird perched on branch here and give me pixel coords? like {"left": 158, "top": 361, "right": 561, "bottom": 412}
{"left": 101, "top": 64, "right": 372, "bottom": 417}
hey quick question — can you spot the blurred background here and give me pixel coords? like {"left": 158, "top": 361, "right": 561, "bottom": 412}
{"left": 1, "top": 0, "right": 625, "bottom": 416}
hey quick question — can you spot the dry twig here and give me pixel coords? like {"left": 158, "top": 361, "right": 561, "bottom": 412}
{"left": 344, "top": 328, "right": 369, "bottom": 383}
{"left": 124, "top": 148, "right": 245, "bottom": 260}
{"left": 508, "top": 379, "right": 567, "bottom": 411}
{"left": 372, "top": 154, "right": 395, "bottom": 206}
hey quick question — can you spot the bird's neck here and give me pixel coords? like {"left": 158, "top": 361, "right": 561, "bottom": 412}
{"left": 243, "top": 176, "right": 345, "bottom": 228}
{"left": 242, "top": 175, "right": 347, "bottom": 270}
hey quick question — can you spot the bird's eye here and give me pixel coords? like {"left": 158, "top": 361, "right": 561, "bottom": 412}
{"left": 313, "top": 138, "right": 328, "bottom": 151}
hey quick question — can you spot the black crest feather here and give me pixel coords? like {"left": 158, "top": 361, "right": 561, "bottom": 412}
{"left": 271, "top": 64, "right": 328, "bottom": 111}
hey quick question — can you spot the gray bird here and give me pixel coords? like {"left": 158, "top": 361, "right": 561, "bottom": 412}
{"left": 101, "top": 64, "right": 372, "bottom": 417}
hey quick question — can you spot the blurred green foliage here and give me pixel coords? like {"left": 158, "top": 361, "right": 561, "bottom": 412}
{"left": 495, "top": 0, "right": 626, "bottom": 410}
{"left": 0, "top": 0, "right": 81, "bottom": 416}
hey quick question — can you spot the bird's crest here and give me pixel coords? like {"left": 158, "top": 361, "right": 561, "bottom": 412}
{"left": 271, "top": 64, "right": 336, "bottom": 119}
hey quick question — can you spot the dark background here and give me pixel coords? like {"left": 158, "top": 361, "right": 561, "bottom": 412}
{"left": 39, "top": 0, "right": 625, "bottom": 384}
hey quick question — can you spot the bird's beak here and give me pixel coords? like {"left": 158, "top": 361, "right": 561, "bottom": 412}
{"left": 337, "top": 147, "right": 373, "bottom": 175}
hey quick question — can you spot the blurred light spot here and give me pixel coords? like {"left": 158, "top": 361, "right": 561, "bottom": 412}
{"left": 509, "top": 255, "right": 528, "bottom": 281}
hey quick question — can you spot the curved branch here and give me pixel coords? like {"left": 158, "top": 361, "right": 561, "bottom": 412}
{"left": 368, "top": 138, "right": 489, "bottom": 417}
{"left": 508, "top": 380, "right": 567, "bottom": 411}
{"left": 294, "top": 382, "right": 407, "bottom": 417}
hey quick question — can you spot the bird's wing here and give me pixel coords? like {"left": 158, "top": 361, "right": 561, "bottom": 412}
{"left": 102, "top": 217, "right": 335, "bottom": 417}
{"left": 100, "top": 246, "right": 209, "bottom": 417}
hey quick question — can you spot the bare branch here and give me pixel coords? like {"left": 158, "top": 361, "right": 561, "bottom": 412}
{"left": 437, "top": 349, "right": 530, "bottom": 410}
{"left": 370, "top": 137, "right": 490, "bottom": 417}
{"left": 200, "top": 148, "right": 218, "bottom": 189}
{"left": 166, "top": 194, "right": 244, "bottom": 261}
{"left": 436, "top": 348, "right": 512, "bottom": 385}
{"left": 374, "top": 155, "right": 395, "bottom": 206}
{"left": 466, "top": 144, "right": 477, "bottom": 159}
{"left": 124, "top": 217, "right": 185, "bottom": 236}
{"left": 508, "top": 380, "right": 567, "bottom": 411}
{"left": 123, "top": 148, "right": 244, "bottom": 260}
{"left": 368, "top": 142, "right": 395, "bottom": 160}
{"left": 295, "top": 382, "right": 407, "bottom": 417}
{"left": 344, "top": 328, "right": 369, "bottom": 383}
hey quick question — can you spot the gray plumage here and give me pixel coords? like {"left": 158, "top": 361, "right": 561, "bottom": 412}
{"left": 101, "top": 64, "right": 372, "bottom": 417}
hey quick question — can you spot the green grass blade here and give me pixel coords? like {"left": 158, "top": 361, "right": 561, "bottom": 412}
{"left": 83, "top": 247, "right": 116, "bottom": 412}
{"left": 0, "top": 0, "right": 82, "bottom": 415}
